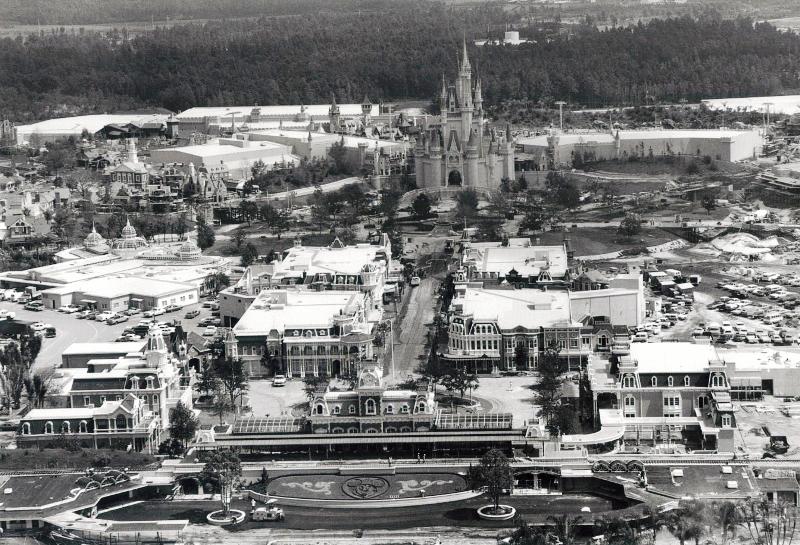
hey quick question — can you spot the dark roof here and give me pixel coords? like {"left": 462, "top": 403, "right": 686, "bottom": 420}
{"left": 71, "top": 377, "right": 127, "bottom": 391}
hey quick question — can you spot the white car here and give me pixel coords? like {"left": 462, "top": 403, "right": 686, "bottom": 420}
{"left": 143, "top": 307, "right": 166, "bottom": 318}
{"left": 95, "top": 312, "right": 115, "bottom": 322}
{"left": 202, "top": 325, "right": 218, "bottom": 336}
{"left": 30, "top": 322, "right": 46, "bottom": 332}
{"left": 0, "top": 309, "right": 15, "bottom": 320}
{"left": 272, "top": 374, "right": 287, "bottom": 387}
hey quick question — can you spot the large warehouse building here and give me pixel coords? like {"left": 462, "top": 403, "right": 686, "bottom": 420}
{"left": 149, "top": 138, "right": 299, "bottom": 180}
{"left": 517, "top": 129, "right": 763, "bottom": 169}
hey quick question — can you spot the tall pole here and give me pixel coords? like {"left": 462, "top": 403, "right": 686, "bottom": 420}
{"left": 555, "top": 101, "right": 566, "bottom": 131}
{"left": 390, "top": 319, "right": 395, "bottom": 381}
{"left": 764, "top": 103, "right": 773, "bottom": 133}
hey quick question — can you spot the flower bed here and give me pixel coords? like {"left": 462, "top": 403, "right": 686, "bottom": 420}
{"left": 265, "top": 472, "right": 467, "bottom": 501}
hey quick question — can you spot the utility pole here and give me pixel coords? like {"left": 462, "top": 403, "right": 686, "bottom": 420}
{"left": 764, "top": 103, "right": 774, "bottom": 134}
{"left": 554, "top": 101, "right": 566, "bottom": 131}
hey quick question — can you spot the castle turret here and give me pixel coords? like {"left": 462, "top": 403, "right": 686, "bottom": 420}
{"left": 328, "top": 94, "right": 341, "bottom": 133}
{"left": 465, "top": 129, "right": 479, "bottom": 188}
{"left": 361, "top": 95, "right": 372, "bottom": 126}
{"left": 126, "top": 138, "right": 138, "bottom": 164}
{"left": 474, "top": 78, "right": 483, "bottom": 114}
{"left": 166, "top": 115, "right": 179, "bottom": 139}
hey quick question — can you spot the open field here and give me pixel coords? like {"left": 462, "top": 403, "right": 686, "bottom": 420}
{"left": 535, "top": 227, "right": 675, "bottom": 256}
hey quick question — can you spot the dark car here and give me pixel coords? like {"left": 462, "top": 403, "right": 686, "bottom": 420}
{"left": 165, "top": 304, "right": 181, "bottom": 313}
{"left": 23, "top": 302, "right": 43, "bottom": 311}
{"left": 184, "top": 309, "right": 200, "bottom": 319}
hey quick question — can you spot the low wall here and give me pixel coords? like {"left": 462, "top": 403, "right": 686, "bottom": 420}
{"left": 248, "top": 488, "right": 482, "bottom": 509}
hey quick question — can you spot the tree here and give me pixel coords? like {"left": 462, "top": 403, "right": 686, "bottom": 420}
{"left": 303, "top": 375, "right": 328, "bottom": 400}
{"left": 23, "top": 369, "right": 53, "bottom": 409}
{"left": 209, "top": 381, "right": 234, "bottom": 424}
{"left": 196, "top": 219, "right": 215, "bottom": 250}
{"left": 239, "top": 200, "right": 258, "bottom": 226}
{"left": 514, "top": 343, "right": 529, "bottom": 370}
{"left": 240, "top": 242, "right": 258, "bottom": 267}
{"left": 712, "top": 500, "right": 739, "bottom": 545}
{"left": 231, "top": 229, "right": 247, "bottom": 249}
{"left": 169, "top": 401, "right": 198, "bottom": 451}
{"left": 546, "top": 514, "right": 584, "bottom": 545}
{"left": 531, "top": 344, "right": 565, "bottom": 437}
{"left": 200, "top": 450, "right": 242, "bottom": 516}
{"left": 593, "top": 515, "right": 637, "bottom": 545}
{"left": 487, "top": 190, "right": 512, "bottom": 218}
{"left": 211, "top": 356, "right": 249, "bottom": 413}
{"left": 340, "top": 184, "right": 369, "bottom": 215}
{"left": 442, "top": 366, "right": 479, "bottom": 400}
{"left": 737, "top": 497, "right": 798, "bottom": 545}
{"left": 701, "top": 193, "right": 716, "bottom": 215}
{"left": 455, "top": 189, "right": 479, "bottom": 222}
{"left": 618, "top": 212, "right": 642, "bottom": 237}
{"left": 471, "top": 449, "right": 513, "bottom": 514}
{"left": 411, "top": 193, "right": 432, "bottom": 218}
{"left": 665, "top": 500, "right": 709, "bottom": 545}
{"left": 204, "top": 271, "right": 230, "bottom": 295}
{"left": 417, "top": 356, "right": 450, "bottom": 386}
{"left": 194, "top": 360, "right": 217, "bottom": 396}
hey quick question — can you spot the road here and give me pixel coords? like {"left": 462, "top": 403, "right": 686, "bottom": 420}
{"left": 389, "top": 276, "right": 437, "bottom": 383}
{"left": 222, "top": 176, "right": 364, "bottom": 208}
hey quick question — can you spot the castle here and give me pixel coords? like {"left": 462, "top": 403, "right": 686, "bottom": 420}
{"left": 414, "top": 42, "right": 515, "bottom": 189}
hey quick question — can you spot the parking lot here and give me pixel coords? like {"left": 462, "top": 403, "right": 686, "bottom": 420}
{"left": 0, "top": 297, "right": 221, "bottom": 372}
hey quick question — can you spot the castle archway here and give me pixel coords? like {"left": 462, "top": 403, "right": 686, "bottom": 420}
{"left": 447, "top": 170, "right": 462, "bottom": 187}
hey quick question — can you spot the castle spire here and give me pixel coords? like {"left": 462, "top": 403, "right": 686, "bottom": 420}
{"left": 460, "top": 35, "right": 471, "bottom": 74}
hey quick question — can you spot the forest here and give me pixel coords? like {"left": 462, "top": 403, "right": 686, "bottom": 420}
{"left": 2, "top": 4, "right": 800, "bottom": 122}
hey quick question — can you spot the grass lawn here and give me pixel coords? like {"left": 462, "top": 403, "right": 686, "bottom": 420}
{"left": 536, "top": 227, "right": 675, "bottom": 256}
{"left": 583, "top": 157, "right": 748, "bottom": 177}
{"left": 0, "top": 448, "right": 155, "bottom": 470}
{"left": 204, "top": 232, "right": 337, "bottom": 257}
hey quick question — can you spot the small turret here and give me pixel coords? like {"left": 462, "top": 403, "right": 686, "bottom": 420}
{"left": 474, "top": 78, "right": 483, "bottom": 113}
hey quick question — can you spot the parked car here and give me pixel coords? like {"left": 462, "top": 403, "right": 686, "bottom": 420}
{"left": 106, "top": 314, "right": 129, "bottom": 325}
{"left": 75, "top": 309, "right": 92, "bottom": 319}
{"left": 62, "top": 305, "right": 81, "bottom": 314}
{"left": 125, "top": 307, "right": 142, "bottom": 316}
{"left": 272, "top": 374, "right": 287, "bottom": 387}
{"left": 252, "top": 506, "right": 284, "bottom": 522}
{"left": 143, "top": 307, "right": 166, "bottom": 318}
{"left": 44, "top": 326, "right": 56, "bottom": 338}
{"left": 0, "top": 309, "right": 15, "bottom": 320}
{"left": 23, "top": 301, "right": 43, "bottom": 311}
{"left": 96, "top": 311, "right": 115, "bottom": 322}
{"left": 184, "top": 309, "right": 200, "bottom": 319}
{"left": 202, "top": 325, "right": 218, "bottom": 336}
{"left": 164, "top": 304, "right": 181, "bottom": 313}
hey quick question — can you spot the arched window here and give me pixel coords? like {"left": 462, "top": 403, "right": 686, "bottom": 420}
{"left": 417, "top": 401, "right": 426, "bottom": 413}
{"left": 347, "top": 427, "right": 359, "bottom": 434}
{"left": 349, "top": 405, "right": 356, "bottom": 414}
{"left": 315, "top": 403, "right": 324, "bottom": 415}
{"left": 44, "top": 421, "right": 54, "bottom": 434}
{"left": 711, "top": 374, "right": 725, "bottom": 388}
{"left": 366, "top": 428, "right": 379, "bottom": 433}
{"left": 667, "top": 376, "right": 674, "bottom": 387}
{"left": 385, "top": 427, "right": 397, "bottom": 433}
{"left": 697, "top": 395, "right": 709, "bottom": 409}
{"left": 332, "top": 427, "right": 344, "bottom": 434}
{"left": 365, "top": 399, "right": 376, "bottom": 415}
{"left": 624, "top": 395, "right": 636, "bottom": 417}
{"left": 21, "top": 423, "right": 30, "bottom": 435}
{"left": 651, "top": 376, "right": 657, "bottom": 387}
{"left": 333, "top": 406, "right": 341, "bottom": 415}
{"left": 61, "top": 421, "right": 70, "bottom": 434}
{"left": 385, "top": 405, "right": 394, "bottom": 414}
{"left": 146, "top": 376, "right": 155, "bottom": 389}
{"left": 622, "top": 374, "right": 636, "bottom": 388}
{"left": 130, "top": 376, "right": 139, "bottom": 390}
{"left": 401, "top": 404, "right": 409, "bottom": 414}
{"left": 115, "top": 414, "right": 127, "bottom": 430}
{"left": 79, "top": 420, "right": 88, "bottom": 433}
{"left": 684, "top": 376, "right": 691, "bottom": 387}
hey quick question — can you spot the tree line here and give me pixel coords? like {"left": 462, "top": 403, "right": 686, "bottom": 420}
{"left": 3, "top": 12, "right": 800, "bottom": 122}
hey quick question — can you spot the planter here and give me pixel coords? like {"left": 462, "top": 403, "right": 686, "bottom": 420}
{"left": 476, "top": 504, "right": 516, "bottom": 521}
{"left": 206, "top": 509, "right": 246, "bottom": 526}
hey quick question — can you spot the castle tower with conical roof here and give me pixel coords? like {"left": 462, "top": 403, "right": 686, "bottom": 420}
{"left": 413, "top": 42, "right": 513, "bottom": 190}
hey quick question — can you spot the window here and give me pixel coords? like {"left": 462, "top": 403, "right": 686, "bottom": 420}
{"left": 79, "top": 420, "right": 88, "bottom": 433}
{"left": 365, "top": 399, "right": 376, "bottom": 415}
{"left": 315, "top": 403, "right": 324, "bottom": 415}
{"left": 667, "top": 376, "right": 674, "bottom": 387}
{"left": 711, "top": 374, "right": 725, "bottom": 388}
{"left": 61, "top": 421, "right": 70, "bottom": 434}
{"left": 697, "top": 395, "right": 708, "bottom": 409}
{"left": 721, "top": 414, "right": 732, "bottom": 428}
{"left": 84, "top": 396, "right": 92, "bottom": 407}
{"left": 401, "top": 404, "right": 409, "bottom": 414}
{"left": 349, "top": 405, "right": 356, "bottom": 414}
{"left": 418, "top": 401, "right": 426, "bottom": 413}
{"left": 663, "top": 394, "right": 681, "bottom": 417}
{"left": 44, "top": 421, "right": 54, "bottom": 434}
{"left": 131, "top": 377, "right": 139, "bottom": 390}
{"left": 624, "top": 395, "right": 636, "bottom": 417}
{"left": 21, "top": 423, "right": 30, "bottom": 435}
{"left": 651, "top": 376, "right": 657, "bottom": 387}
{"left": 597, "top": 334, "right": 609, "bottom": 348}
{"left": 622, "top": 374, "right": 636, "bottom": 388}
{"left": 684, "top": 376, "right": 690, "bottom": 387}
{"left": 385, "top": 405, "right": 394, "bottom": 414}
{"left": 333, "top": 406, "right": 340, "bottom": 415}
{"left": 100, "top": 396, "right": 106, "bottom": 404}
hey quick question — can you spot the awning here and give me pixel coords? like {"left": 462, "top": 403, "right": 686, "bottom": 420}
{"left": 80, "top": 299, "right": 97, "bottom": 304}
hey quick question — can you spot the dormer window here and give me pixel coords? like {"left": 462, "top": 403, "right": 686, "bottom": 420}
{"left": 684, "top": 376, "right": 690, "bottom": 387}
{"left": 651, "top": 376, "right": 657, "bottom": 387}
{"left": 711, "top": 374, "right": 726, "bottom": 388}
{"left": 131, "top": 376, "right": 140, "bottom": 390}
{"left": 622, "top": 375, "right": 636, "bottom": 388}
{"left": 401, "top": 404, "right": 409, "bottom": 414}
{"left": 333, "top": 406, "right": 341, "bottom": 415}
{"left": 385, "top": 405, "right": 394, "bottom": 415}
{"left": 349, "top": 405, "right": 356, "bottom": 414}
{"left": 417, "top": 401, "right": 426, "bottom": 413}
{"left": 61, "top": 421, "right": 70, "bottom": 434}
{"left": 44, "top": 421, "right": 54, "bottom": 434}
{"left": 315, "top": 403, "right": 324, "bottom": 415}
{"left": 667, "top": 376, "right": 674, "bottom": 387}
{"left": 365, "top": 399, "right": 376, "bottom": 416}
{"left": 21, "top": 423, "right": 30, "bottom": 435}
